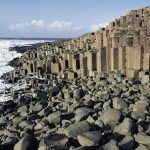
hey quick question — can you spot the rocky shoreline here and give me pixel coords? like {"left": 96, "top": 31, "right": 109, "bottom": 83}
{"left": 0, "top": 71, "right": 149, "bottom": 150}
{"left": 0, "top": 6, "right": 150, "bottom": 150}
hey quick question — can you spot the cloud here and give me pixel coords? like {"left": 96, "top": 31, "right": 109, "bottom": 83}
{"left": 8, "top": 20, "right": 108, "bottom": 38}
{"left": 73, "top": 24, "right": 84, "bottom": 31}
{"left": 9, "top": 23, "right": 29, "bottom": 30}
{"left": 48, "top": 21, "right": 72, "bottom": 30}
{"left": 31, "top": 20, "right": 44, "bottom": 27}
{"left": 90, "top": 23, "right": 108, "bottom": 31}
{"left": 9, "top": 20, "right": 72, "bottom": 31}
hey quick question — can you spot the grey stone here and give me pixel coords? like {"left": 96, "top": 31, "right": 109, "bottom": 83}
{"left": 18, "top": 105, "right": 28, "bottom": 113}
{"left": 130, "top": 100, "right": 149, "bottom": 120}
{"left": 62, "top": 120, "right": 71, "bottom": 128}
{"left": 101, "top": 108, "right": 121, "bottom": 125}
{"left": 141, "top": 75, "right": 149, "bottom": 84}
{"left": 43, "top": 133, "right": 69, "bottom": 149}
{"left": 64, "top": 121, "right": 90, "bottom": 138}
{"left": 73, "top": 89, "right": 81, "bottom": 99}
{"left": 18, "top": 120, "right": 31, "bottom": 129}
{"left": 95, "top": 119, "right": 104, "bottom": 128}
{"left": 132, "top": 100, "right": 149, "bottom": 113}
{"left": 113, "top": 118, "right": 133, "bottom": 137}
{"left": 49, "top": 86, "right": 60, "bottom": 94}
{"left": 1, "top": 137, "right": 18, "bottom": 150}
{"left": 134, "top": 132, "right": 150, "bottom": 146}
{"left": 68, "top": 102, "right": 80, "bottom": 112}
{"left": 77, "top": 131, "right": 102, "bottom": 146}
{"left": 112, "top": 97, "right": 129, "bottom": 110}
{"left": 14, "top": 135, "right": 38, "bottom": 150}
{"left": 47, "top": 111, "right": 61, "bottom": 124}
{"left": 103, "top": 100, "right": 112, "bottom": 110}
{"left": 118, "top": 135, "right": 135, "bottom": 150}
{"left": 38, "top": 106, "right": 52, "bottom": 117}
{"left": 75, "top": 107, "right": 95, "bottom": 122}
{"left": 69, "top": 146, "right": 96, "bottom": 150}
{"left": 31, "top": 103, "right": 44, "bottom": 113}
{"left": 135, "top": 144, "right": 150, "bottom": 150}
{"left": 103, "top": 140, "right": 119, "bottom": 150}
{"left": 34, "top": 120, "right": 49, "bottom": 130}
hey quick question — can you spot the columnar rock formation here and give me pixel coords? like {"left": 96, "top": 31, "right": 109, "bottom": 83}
{"left": 0, "top": 7, "right": 150, "bottom": 150}
{"left": 4, "top": 7, "right": 150, "bottom": 83}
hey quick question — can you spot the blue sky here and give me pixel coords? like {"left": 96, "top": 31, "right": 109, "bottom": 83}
{"left": 0, "top": 0, "right": 149, "bottom": 38}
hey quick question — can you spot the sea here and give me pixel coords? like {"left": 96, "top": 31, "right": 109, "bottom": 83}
{"left": 0, "top": 38, "right": 56, "bottom": 102}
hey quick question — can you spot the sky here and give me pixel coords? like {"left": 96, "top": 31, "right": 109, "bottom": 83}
{"left": 0, "top": 0, "right": 149, "bottom": 38}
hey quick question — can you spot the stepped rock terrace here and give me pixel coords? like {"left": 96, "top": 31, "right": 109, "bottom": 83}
{"left": 3, "top": 7, "right": 150, "bottom": 84}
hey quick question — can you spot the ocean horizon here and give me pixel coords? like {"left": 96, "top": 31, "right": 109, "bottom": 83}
{"left": 0, "top": 37, "right": 68, "bottom": 41}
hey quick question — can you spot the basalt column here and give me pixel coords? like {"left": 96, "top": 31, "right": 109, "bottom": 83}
{"left": 79, "top": 53, "right": 84, "bottom": 77}
{"left": 118, "top": 46, "right": 126, "bottom": 72}
{"left": 107, "top": 37, "right": 112, "bottom": 71}
{"left": 72, "top": 53, "right": 80, "bottom": 75}
{"left": 101, "top": 47, "right": 107, "bottom": 72}
{"left": 87, "top": 52, "right": 93, "bottom": 76}
{"left": 67, "top": 53, "right": 73, "bottom": 68}
{"left": 110, "top": 48, "right": 119, "bottom": 71}
{"left": 134, "top": 45, "right": 144, "bottom": 70}
{"left": 92, "top": 52, "right": 97, "bottom": 76}
{"left": 60, "top": 53, "right": 68, "bottom": 71}
{"left": 143, "top": 52, "right": 150, "bottom": 70}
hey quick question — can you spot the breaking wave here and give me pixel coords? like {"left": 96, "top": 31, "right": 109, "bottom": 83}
{"left": 0, "top": 39, "right": 48, "bottom": 101}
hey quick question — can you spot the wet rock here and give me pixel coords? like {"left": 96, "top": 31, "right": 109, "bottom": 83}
{"left": 77, "top": 131, "right": 102, "bottom": 146}
{"left": 3, "top": 100, "right": 16, "bottom": 109}
{"left": 34, "top": 120, "right": 49, "bottom": 131}
{"left": 95, "top": 119, "right": 104, "bottom": 128}
{"left": 141, "top": 75, "right": 149, "bottom": 84}
{"left": 130, "top": 100, "right": 149, "bottom": 120}
{"left": 62, "top": 120, "right": 72, "bottom": 128}
{"left": 101, "top": 108, "right": 122, "bottom": 125}
{"left": 1, "top": 137, "right": 18, "bottom": 150}
{"left": 18, "top": 120, "right": 31, "bottom": 129}
{"left": 75, "top": 107, "right": 95, "bottom": 122}
{"left": 38, "top": 106, "right": 52, "bottom": 117}
{"left": 38, "top": 145, "right": 47, "bottom": 150}
{"left": 103, "top": 100, "right": 112, "bottom": 110}
{"left": 43, "top": 133, "right": 69, "bottom": 149}
{"left": 103, "top": 140, "right": 119, "bottom": 150}
{"left": 69, "top": 146, "right": 96, "bottom": 150}
{"left": 118, "top": 135, "right": 135, "bottom": 150}
{"left": 14, "top": 134, "right": 38, "bottom": 150}
{"left": 18, "top": 105, "right": 28, "bottom": 113}
{"left": 135, "top": 144, "right": 150, "bottom": 150}
{"left": 137, "top": 120, "right": 150, "bottom": 132}
{"left": 47, "top": 111, "right": 61, "bottom": 124}
{"left": 113, "top": 118, "right": 134, "bottom": 137}
{"left": 134, "top": 132, "right": 150, "bottom": 146}
{"left": 73, "top": 89, "right": 81, "bottom": 100}
{"left": 49, "top": 86, "right": 60, "bottom": 96}
{"left": 68, "top": 102, "right": 80, "bottom": 112}
{"left": 30, "top": 102, "right": 46, "bottom": 113}
{"left": 64, "top": 121, "right": 91, "bottom": 138}
{"left": 87, "top": 116, "right": 95, "bottom": 124}
{"left": 112, "top": 97, "right": 129, "bottom": 110}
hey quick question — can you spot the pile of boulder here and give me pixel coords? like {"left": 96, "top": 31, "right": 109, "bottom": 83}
{"left": 0, "top": 72, "right": 149, "bottom": 150}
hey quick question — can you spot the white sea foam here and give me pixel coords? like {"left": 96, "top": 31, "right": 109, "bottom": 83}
{"left": 0, "top": 39, "right": 48, "bottom": 102}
